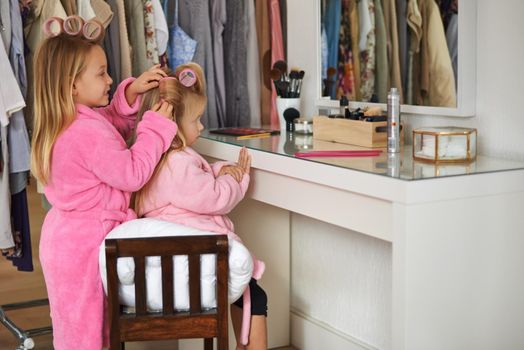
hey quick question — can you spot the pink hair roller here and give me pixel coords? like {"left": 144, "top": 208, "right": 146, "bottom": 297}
{"left": 82, "top": 19, "right": 104, "bottom": 42}
{"left": 43, "top": 17, "right": 64, "bottom": 38}
{"left": 63, "top": 16, "right": 85, "bottom": 36}
{"left": 178, "top": 68, "right": 197, "bottom": 87}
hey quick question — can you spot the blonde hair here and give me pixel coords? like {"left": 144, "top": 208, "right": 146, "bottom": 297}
{"left": 31, "top": 34, "right": 96, "bottom": 184}
{"left": 133, "top": 62, "right": 207, "bottom": 215}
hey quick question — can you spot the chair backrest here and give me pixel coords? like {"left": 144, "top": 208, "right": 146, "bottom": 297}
{"left": 105, "top": 234, "right": 229, "bottom": 349}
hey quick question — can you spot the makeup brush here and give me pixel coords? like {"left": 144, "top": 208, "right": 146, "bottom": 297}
{"left": 289, "top": 70, "right": 300, "bottom": 98}
{"left": 273, "top": 60, "right": 288, "bottom": 74}
{"left": 327, "top": 66, "right": 337, "bottom": 80}
{"left": 270, "top": 68, "right": 283, "bottom": 96}
{"left": 283, "top": 107, "right": 300, "bottom": 132}
{"left": 323, "top": 66, "right": 337, "bottom": 97}
{"left": 273, "top": 60, "right": 288, "bottom": 81}
{"left": 295, "top": 70, "right": 305, "bottom": 98}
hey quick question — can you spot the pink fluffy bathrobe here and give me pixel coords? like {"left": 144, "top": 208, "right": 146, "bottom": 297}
{"left": 139, "top": 146, "right": 265, "bottom": 345}
{"left": 39, "top": 78, "right": 177, "bottom": 350}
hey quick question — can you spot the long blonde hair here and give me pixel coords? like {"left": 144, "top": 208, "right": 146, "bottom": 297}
{"left": 31, "top": 34, "right": 96, "bottom": 184}
{"left": 133, "top": 62, "right": 207, "bottom": 215}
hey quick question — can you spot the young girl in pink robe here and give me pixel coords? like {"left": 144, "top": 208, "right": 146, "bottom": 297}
{"left": 133, "top": 63, "right": 268, "bottom": 350}
{"left": 31, "top": 28, "right": 177, "bottom": 349}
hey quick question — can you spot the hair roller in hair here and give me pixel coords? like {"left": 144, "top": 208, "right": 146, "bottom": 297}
{"left": 43, "top": 17, "right": 64, "bottom": 38}
{"left": 159, "top": 76, "right": 177, "bottom": 91}
{"left": 83, "top": 19, "right": 104, "bottom": 42}
{"left": 63, "top": 15, "right": 85, "bottom": 36}
{"left": 178, "top": 68, "right": 197, "bottom": 87}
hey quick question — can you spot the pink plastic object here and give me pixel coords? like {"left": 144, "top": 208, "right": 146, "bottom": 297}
{"left": 43, "top": 17, "right": 64, "bottom": 38}
{"left": 178, "top": 68, "right": 197, "bottom": 87}
{"left": 294, "top": 150, "right": 382, "bottom": 158}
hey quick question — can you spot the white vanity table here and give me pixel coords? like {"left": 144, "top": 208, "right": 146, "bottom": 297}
{"left": 192, "top": 131, "right": 524, "bottom": 350}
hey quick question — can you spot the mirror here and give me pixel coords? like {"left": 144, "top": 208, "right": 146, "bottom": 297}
{"left": 315, "top": 0, "right": 477, "bottom": 116}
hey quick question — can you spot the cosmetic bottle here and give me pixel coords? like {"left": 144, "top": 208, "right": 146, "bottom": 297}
{"left": 387, "top": 88, "right": 401, "bottom": 153}
{"left": 339, "top": 96, "right": 349, "bottom": 118}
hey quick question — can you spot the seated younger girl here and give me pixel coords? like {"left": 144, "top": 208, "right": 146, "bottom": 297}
{"left": 133, "top": 62, "right": 267, "bottom": 350}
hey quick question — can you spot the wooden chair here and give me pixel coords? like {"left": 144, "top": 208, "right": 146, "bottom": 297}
{"left": 105, "top": 235, "right": 229, "bottom": 350}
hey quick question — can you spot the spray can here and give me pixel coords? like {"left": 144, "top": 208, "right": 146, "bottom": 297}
{"left": 387, "top": 88, "right": 401, "bottom": 153}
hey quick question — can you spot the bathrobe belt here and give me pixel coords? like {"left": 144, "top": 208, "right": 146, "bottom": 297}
{"left": 57, "top": 208, "right": 138, "bottom": 223}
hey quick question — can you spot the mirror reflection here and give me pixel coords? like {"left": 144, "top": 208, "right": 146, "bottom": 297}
{"left": 321, "top": 0, "right": 458, "bottom": 107}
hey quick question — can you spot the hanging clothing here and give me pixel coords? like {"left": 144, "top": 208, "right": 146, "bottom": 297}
{"left": 59, "top": 0, "right": 76, "bottom": 16}
{"left": 246, "top": 0, "right": 261, "bottom": 127}
{"left": 406, "top": 0, "right": 422, "bottom": 105}
{"left": 0, "top": 126, "right": 14, "bottom": 249}
{"left": 224, "top": 0, "right": 250, "bottom": 127}
{"left": 211, "top": 0, "right": 227, "bottom": 125}
{"left": 279, "top": 0, "right": 287, "bottom": 57}
{"left": 268, "top": 0, "right": 285, "bottom": 128}
{"left": 7, "top": 189, "right": 34, "bottom": 271}
{"left": 336, "top": 0, "right": 356, "bottom": 101}
{"left": 0, "top": 33, "right": 25, "bottom": 249}
{"left": 77, "top": 0, "right": 96, "bottom": 20}
{"left": 324, "top": 0, "right": 341, "bottom": 76}
{"left": 419, "top": 0, "right": 456, "bottom": 107}
{"left": 397, "top": 0, "right": 409, "bottom": 93}
{"left": 142, "top": 0, "right": 160, "bottom": 67}
{"left": 349, "top": 0, "right": 361, "bottom": 100}
{"left": 324, "top": 0, "right": 341, "bottom": 99}
{"left": 384, "top": 0, "right": 404, "bottom": 101}
{"left": 115, "top": 0, "right": 132, "bottom": 79}
{"left": 91, "top": 0, "right": 114, "bottom": 28}
{"left": 40, "top": 79, "right": 177, "bottom": 350}
{"left": 23, "top": 0, "right": 67, "bottom": 131}
{"left": 374, "top": 0, "right": 388, "bottom": 103}
{"left": 321, "top": 24, "right": 328, "bottom": 81}
{"left": 0, "top": 0, "right": 12, "bottom": 52}
{"left": 103, "top": 0, "right": 122, "bottom": 96}
{"left": 359, "top": 0, "right": 375, "bottom": 101}
{"left": 151, "top": 0, "right": 168, "bottom": 56}
{"left": 125, "top": 0, "right": 149, "bottom": 76}
{"left": 446, "top": 13, "right": 458, "bottom": 90}
{"left": 178, "top": 0, "right": 220, "bottom": 128}
{"left": 8, "top": 0, "right": 30, "bottom": 181}
{"left": 255, "top": 0, "right": 272, "bottom": 126}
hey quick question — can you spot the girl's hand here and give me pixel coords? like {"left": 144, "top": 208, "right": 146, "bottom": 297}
{"left": 218, "top": 165, "right": 244, "bottom": 183}
{"left": 151, "top": 101, "right": 174, "bottom": 120}
{"left": 237, "top": 147, "right": 251, "bottom": 175}
{"left": 125, "top": 64, "right": 167, "bottom": 105}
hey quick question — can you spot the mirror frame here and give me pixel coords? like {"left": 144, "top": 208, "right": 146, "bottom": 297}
{"left": 314, "top": 0, "right": 477, "bottom": 117}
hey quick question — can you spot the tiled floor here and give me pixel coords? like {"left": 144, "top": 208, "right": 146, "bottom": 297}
{"left": 0, "top": 182, "right": 297, "bottom": 350}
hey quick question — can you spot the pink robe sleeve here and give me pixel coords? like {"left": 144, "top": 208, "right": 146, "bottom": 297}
{"left": 91, "top": 111, "right": 177, "bottom": 192}
{"left": 95, "top": 78, "right": 141, "bottom": 140}
{"left": 156, "top": 153, "right": 249, "bottom": 215}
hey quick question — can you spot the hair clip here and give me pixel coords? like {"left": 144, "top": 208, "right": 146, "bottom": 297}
{"left": 43, "top": 15, "right": 104, "bottom": 42}
{"left": 178, "top": 68, "right": 197, "bottom": 87}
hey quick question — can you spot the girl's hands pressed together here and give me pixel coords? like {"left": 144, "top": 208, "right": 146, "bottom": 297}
{"left": 237, "top": 147, "right": 251, "bottom": 176}
{"left": 125, "top": 64, "right": 167, "bottom": 105}
{"left": 151, "top": 101, "right": 174, "bottom": 120}
{"left": 217, "top": 148, "right": 251, "bottom": 183}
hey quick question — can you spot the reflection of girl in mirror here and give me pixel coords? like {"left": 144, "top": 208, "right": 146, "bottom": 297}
{"left": 133, "top": 63, "right": 268, "bottom": 350}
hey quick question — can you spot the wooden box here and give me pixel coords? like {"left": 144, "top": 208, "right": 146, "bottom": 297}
{"left": 312, "top": 116, "right": 404, "bottom": 148}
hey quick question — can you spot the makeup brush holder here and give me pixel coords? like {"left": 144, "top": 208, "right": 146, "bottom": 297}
{"left": 276, "top": 97, "right": 301, "bottom": 131}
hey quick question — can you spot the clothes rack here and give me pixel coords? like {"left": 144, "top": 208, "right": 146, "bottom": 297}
{"left": 0, "top": 298, "right": 52, "bottom": 350}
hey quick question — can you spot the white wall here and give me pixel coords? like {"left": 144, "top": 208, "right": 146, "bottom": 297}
{"left": 286, "top": 1, "right": 524, "bottom": 349}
